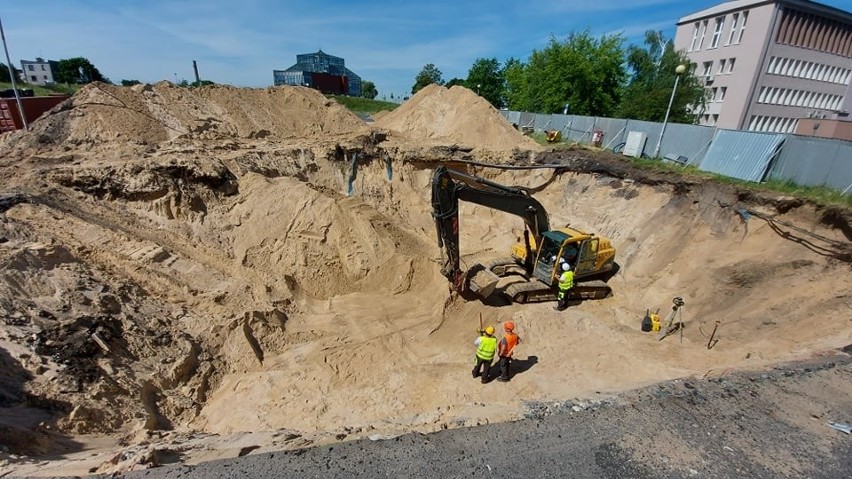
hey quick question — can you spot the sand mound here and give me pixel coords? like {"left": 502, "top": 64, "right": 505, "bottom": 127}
{"left": 1, "top": 82, "right": 371, "bottom": 154}
{"left": 375, "top": 84, "right": 542, "bottom": 152}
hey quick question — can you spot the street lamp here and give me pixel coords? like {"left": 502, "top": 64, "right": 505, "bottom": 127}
{"left": 653, "top": 64, "right": 687, "bottom": 158}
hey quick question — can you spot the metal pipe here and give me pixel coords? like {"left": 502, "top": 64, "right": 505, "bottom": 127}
{"left": 0, "top": 17, "right": 27, "bottom": 129}
{"left": 654, "top": 73, "right": 681, "bottom": 158}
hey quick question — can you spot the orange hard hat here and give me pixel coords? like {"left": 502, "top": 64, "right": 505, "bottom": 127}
{"left": 504, "top": 321, "right": 515, "bottom": 332}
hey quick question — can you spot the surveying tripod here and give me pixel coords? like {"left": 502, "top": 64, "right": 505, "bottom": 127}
{"left": 657, "top": 296, "right": 685, "bottom": 341}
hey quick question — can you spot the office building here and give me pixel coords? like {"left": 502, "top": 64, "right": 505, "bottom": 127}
{"left": 674, "top": 0, "right": 851, "bottom": 138}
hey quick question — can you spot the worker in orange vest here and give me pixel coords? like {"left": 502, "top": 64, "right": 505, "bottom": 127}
{"left": 472, "top": 325, "right": 497, "bottom": 384}
{"left": 497, "top": 321, "right": 521, "bottom": 382}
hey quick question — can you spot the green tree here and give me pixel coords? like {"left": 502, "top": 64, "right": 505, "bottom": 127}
{"left": 617, "top": 31, "right": 706, "bottom": 123}
{"left": 445, "top": 77, "right": 466, "bottom": 88}
{"left": 55, "top": 57, "right": 108, "bottom": 84}
{"left": 465, "top": 57, "right": 505, "bottom": 108}
{"left": 412, "top": 63, "right": 444, "bottom": 94}
{"left": 120, "top": 79, "right": 141, "bottom": 86}
{"left": 522, "top": 31, "right": 626, "bottom": 115}
{"left": 0, "top": 62, "right": 21, "bottom": 83}
{"left": 503, "top": 57, "right": 528, "bottom": 111}
{"left": 361, "top": 80, "right": 378, "bottom": 99}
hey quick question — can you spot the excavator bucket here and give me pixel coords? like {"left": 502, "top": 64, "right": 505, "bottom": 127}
{"left": 465, "top": 264, "right": 501, "bottom": 298}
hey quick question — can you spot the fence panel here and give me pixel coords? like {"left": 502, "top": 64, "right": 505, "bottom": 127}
{"left": 769, "top": 135, "right": 852, "bottom": 191}
{"left": 504, "top": 111, "right": 521, "bottom": 125}
{"left": 593, "top": 117, "right": 629, "bottom": 149}
{"left": 533, "top": 114, "right": 553, "bottom": 132}
{"left": 699, "top": 130, "right": 786, "bottom": 182}
{"left": 565, "top": 115, "right": 596, "bottom": 142}
{"left": 623, "top": 120, "right": 664, "bottom": 157}
{"left": 550, "top": 114, "right": 572, "bottom": 135}
{"left": 660, "top": 123, "right": 716, "bottom": 166}
{"left": 519, "top": 112, "right": 535, "bottom": 128}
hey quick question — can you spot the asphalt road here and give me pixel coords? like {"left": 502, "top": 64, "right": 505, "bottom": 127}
{"left": 114, "top": 350, "right": 851, "bottom": 479}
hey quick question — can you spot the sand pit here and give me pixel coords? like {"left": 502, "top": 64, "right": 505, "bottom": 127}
{"left": 0, "top": 83, "right": 850, "bottom": 476}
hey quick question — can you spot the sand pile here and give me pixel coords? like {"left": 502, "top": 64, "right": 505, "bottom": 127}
{"left": 375, "top": 85, "right": 542, "bottom": 152}
{"left": 0, "top": 82, "right": 371, "bottom": 155}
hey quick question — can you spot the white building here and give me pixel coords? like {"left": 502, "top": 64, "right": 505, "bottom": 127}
{"left": 674, "top": 0, "right": 852, "bottom": 135}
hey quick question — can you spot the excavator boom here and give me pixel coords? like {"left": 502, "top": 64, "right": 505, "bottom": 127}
{"left": 431, "top": 165, "right": 549, "bottom": 287}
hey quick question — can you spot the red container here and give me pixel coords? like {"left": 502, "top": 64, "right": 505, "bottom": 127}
{"left": 310, "top": 73, "right": 349, "bottom": 95}
{"left": 0, "top": 95, "right": 69, "bottom": 132}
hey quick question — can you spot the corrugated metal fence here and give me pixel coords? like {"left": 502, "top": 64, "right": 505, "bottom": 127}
{"left": 500, "top": 110, "right": 852, "bottom": 194}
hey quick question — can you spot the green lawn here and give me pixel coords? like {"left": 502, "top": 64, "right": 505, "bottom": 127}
{"left": 0, "top": 81, "right": 79, "bottom": 96}
{"left": 529, "top": 133, "right": 850, "bottom": 206}
{"left": 327, "top": 95, "right": 398, "bottom": 115}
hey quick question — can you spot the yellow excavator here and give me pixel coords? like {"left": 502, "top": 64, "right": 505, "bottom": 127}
{"left": 431, "top": 165, "right": 616, "bottom": 303}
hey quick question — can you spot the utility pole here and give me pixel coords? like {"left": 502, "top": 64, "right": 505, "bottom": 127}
{"left": 0, "top": 17, "right": 27, "bottom": 128}
{"left": 192, "top": 60, "right": 200, "bottom": 84}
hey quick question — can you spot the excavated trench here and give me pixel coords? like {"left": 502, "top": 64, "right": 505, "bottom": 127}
{"left": 0, "top": 83, "right": 850, "bottom": 474}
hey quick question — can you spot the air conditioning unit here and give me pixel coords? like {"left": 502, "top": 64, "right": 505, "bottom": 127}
{"left": 705, "top": 75, "right": 715, "bottom": 83}
{"left": 623, "top": 131, "right": 647, "bottom": 158}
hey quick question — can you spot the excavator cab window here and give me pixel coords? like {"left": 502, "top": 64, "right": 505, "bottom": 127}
{"left": 533, "top": 231, "right": 569, "bottom": 282}
{"left": 575, "top": 238, "right": 599, "bottom": 276}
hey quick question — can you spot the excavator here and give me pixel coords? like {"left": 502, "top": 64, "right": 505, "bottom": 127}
{"left": 431, "top": 165, "right": 616, "bottom": 304}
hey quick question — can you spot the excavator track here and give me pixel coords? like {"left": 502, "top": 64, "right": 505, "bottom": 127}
{"left": 481, "top": 257, "right": 526, "bottom": 277}
{"left": 504, "top": 279, "right": 612, "bottom": 304}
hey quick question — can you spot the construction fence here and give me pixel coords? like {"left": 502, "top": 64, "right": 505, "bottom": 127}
{"left": 501, "top": 110, "right": 852, "bottom": 195}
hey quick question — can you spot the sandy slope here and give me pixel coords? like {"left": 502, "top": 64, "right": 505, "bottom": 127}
{"left": 0, "top": 83, "right": 850, "bottom": 476}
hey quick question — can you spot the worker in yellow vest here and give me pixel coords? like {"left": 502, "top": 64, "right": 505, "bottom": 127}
{"left": 554, "top": 262, "right": 574, "bottom": 311}
{"left": 472, "top": 325, "right": 497, "bottom": 384}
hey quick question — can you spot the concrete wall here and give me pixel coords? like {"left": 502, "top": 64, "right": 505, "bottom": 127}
{"left": 795, "top": 118, "right": 852, "bottom": 140}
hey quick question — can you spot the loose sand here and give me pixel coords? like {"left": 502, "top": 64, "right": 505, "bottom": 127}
{"left": 0, "top": 83, "right": 850, "bottom": 476}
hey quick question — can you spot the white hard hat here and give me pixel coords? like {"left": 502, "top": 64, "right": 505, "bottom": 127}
{"left": 562, "top": 262, "right": 571, "bottom": 271}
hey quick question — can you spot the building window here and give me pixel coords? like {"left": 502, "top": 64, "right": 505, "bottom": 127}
{"left": 30, "top": 75, "right": 36, "bottom": 81}
{"left": 690, "top": 22, "right": 700, "bottom": 51}
{"left": 697, "top": 20, "right": 709, "bottom": 50}
{"left": 702, "top": 61, "right": 713, "bottom": 77}
{"left": 711, "top": 17, "right": 725, "bottom": 48}
{"left": 41, "top": 65, "right": 45, "bottom": 71}
{"left": 719, "top": 87, "right": 727, "bottom": 102}
{"left": 718, "top": 59, "right": 727, "bottom": 74}
{"left": 727, "top": 58, "right": 736, "bottom": 73}
{"left": 728, "top": 13, "right": 739, "bottom": 45}
{"left": 805, "top": 62, "right": 815, "bottom": 79}
{"left": 710, "top": 87, "right": 718, "bottom": 101}
{"left": 736, "top": 11, "right": 748, "bottom": 44}
{"left": 28, "top": 65, "right": 34, "bottom": 71}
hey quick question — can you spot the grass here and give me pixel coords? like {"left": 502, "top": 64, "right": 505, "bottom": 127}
{"left": 630, "top": 154, "right": 852, "bottom": 207}
{"left": 535, "top": 135, "right": 851, "bottom": 207}
{"left": 327, "top": 95, "right": 399, "bottom": 115}
{"left": 1, "top": 81, "right": 79, "bottom": 96}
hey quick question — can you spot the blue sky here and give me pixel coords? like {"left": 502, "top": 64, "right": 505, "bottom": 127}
{"left": 4, "top": 0, "right": 852, "bottom": 100}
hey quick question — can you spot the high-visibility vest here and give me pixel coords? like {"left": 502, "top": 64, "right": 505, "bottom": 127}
{"left": 476, "top": 335, "right": 497, "bottom": 361}
{"left": 558, "top": 270, "right": 574, "bottom": 291}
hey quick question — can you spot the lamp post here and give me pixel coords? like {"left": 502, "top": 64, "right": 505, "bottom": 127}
{"left": 0, "top": 17, "right": 27, "bottom": 129}
{"left": 653, "top": 64, "right": 687, "bottom": 158}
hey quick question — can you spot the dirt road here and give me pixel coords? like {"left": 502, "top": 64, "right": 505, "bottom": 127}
{"left": 118, "top": 350, "right": 852, "bottom": 479}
